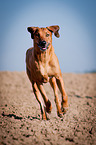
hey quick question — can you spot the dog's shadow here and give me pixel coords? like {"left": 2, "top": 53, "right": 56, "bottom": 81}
{"left": 2, "top": 112, "right": 40, "bottom": 121}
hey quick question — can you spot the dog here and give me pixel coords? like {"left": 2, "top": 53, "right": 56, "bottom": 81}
{"left": 26, "top": 25, "right": 68, "bottom": 120}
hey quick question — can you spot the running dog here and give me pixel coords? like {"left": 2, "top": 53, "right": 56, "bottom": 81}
{"left": 26, "top": 25, "right": 68, "bottom": 120}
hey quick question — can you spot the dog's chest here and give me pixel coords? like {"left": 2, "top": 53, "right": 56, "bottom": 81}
{"left": 36, "top": 61, "right": 48, "bottom": 75}
{"left": 33, "top": 60, "right": 49, "bottom": 83}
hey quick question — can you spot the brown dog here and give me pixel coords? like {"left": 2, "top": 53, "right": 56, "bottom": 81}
{"left": 26, "top": 25, "right": 68, "bottom": 120}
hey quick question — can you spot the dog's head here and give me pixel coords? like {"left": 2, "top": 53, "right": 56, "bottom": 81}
{"left": 27, "top": 25, "right": 60, "bottom": 52}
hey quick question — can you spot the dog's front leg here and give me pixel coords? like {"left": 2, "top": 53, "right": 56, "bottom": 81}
{"left": 56, "top": 76, "right": 68, "bottom": 114}
{"left": 49, "top": 77, "right": 62, "bottom": 118}
{"left": 32, "top": 82, "right": 47, "bottom": 120}
{"left": 38, "top": 84, "right": 52, "bottom": 113}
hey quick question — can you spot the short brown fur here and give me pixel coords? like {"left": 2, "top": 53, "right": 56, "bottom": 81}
{"left": 26, "top": 25, "right": 68, "bottom": 120}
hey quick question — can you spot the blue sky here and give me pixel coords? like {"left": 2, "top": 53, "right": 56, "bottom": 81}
{"left": 0, "top": 0, "right": 96, "bottom": 73}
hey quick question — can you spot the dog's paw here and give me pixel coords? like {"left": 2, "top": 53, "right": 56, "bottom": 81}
{"left": 62, "top": 107, "right": 68, "bottom": 114}
{"left": 57, "top": 113, "right": 63, "bottom": 118}
{"left": 61, "top": 99, "right": 68, "bottom": 114}
{"left": 45, "top": 100, "right": 52, "bottom": 113}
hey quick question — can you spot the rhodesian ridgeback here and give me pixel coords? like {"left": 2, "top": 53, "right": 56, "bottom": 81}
{"left": 26, "top": 25, "right": 68, "bottom": 120}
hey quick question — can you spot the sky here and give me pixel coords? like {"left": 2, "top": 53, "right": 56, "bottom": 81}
{"left": 0, "top": 0, "right": 96, "bottom": 73}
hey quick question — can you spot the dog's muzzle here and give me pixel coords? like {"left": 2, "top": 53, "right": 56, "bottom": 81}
{"left": 38, "top": 41, "right": 50, "bottom": 52}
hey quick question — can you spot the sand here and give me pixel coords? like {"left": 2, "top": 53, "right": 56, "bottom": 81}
{"left": 0, "top": 71, "right": 96, "bottom": 145}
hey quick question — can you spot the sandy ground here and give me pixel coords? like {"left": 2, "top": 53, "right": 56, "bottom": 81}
{"left": 0, "top": 71, "right": 96, "bottom": 145}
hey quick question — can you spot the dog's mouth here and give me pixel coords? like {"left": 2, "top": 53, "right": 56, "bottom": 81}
{"left": 37, "top": 41, "right": 50, "bottom": 52}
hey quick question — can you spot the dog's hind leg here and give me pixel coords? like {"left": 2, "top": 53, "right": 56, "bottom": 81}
{"left": 56, "top": 76, "right": 68, "bottom": 114}
{"left": 37, "top": 84, "right": 52, "bottom": 113}
{"left": 49, "top": 77, "right": 62, "bottom": 118}
{"left": 32, "top": 82, "right": 47, "bottom": 120}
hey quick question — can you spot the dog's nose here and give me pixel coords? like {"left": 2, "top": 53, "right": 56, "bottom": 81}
{"left": 40, "top": 41, "right": 46, "bottom": 47}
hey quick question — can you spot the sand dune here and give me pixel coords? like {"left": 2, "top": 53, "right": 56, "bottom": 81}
{"left": 0, "top": 71, "right": 96, "bottom": 145}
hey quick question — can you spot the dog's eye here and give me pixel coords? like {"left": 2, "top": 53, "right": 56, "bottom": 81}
{"left": 46, "top": 33, "right": 50, "bottom": 37}
{"left": 36, "top": 33, "right": 40, "bottom": 37}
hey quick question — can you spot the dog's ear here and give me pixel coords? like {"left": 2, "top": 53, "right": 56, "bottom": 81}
{"left": 46, "top": 25, "right": 60, "bottom": 38}
{"left": 27, "top": 27, "right": 37, "bottom": 39}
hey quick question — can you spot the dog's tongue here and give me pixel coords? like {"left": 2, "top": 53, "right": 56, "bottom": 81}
{"left": 42, "top": 47, "right": 46, "bottom": 50}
